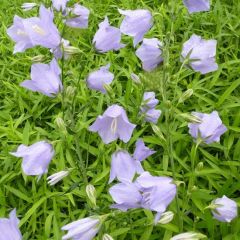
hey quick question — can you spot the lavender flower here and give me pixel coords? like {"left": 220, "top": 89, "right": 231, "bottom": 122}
{"left": 10, "top": 141, "right": 54, "bottom": 176}
{"left": 0, "top": 209, "right": 22, "bottom": 240}
{"left": 109, "top": 182, "right": 142, "bottom": 211}
{"left": 20, "top": 58, "right": 62, "bottom": 97}
{"left": 183, "top": 0, "right": 210, "bottom": 14}
{"left": 93, "top": 17, "right": 125, "bottom": 53}
{"left": 47, "top": 170, "right": 69, "bottom": 186}
{"left": 62, "top": 216, "right": 100, "bottom": 240}
{"left": 52, "top": 0, "right": 69, "bottom": 12}
{"left": 66, "top": 4, "right": 90, "bottom": 29}
{"left": 51, "top": 38, "right": 70, "bottom": 59}
{"left": 118, "top": 9, "right": 152, "bottom": 46}
{"left": 109, "top": 150, "right": 143, "bottom": 184}
{"left": 181, "top": 34, "right": 218, "bottom": 74}
{"left": 89, "top": 104, "right": 136, "bottom": 144}
{"left": 211, "top": 196, "right": 238, "bottom": 222}
{"left": 144, "top": 109, "right": 162, "bottom": 124}
{"left": 86, "top": 64, "right": 114, "bottom": 93}
{"left": 133, "top": 139, "right": 155, "bottom": 162}
{"left": 188, "top": 111, "right": 227, "bottom": 144}
{"left": 136, "top": 38, "right": 163, "bottom": 71}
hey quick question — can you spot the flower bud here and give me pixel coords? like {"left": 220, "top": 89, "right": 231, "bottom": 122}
{"left": 151, "top": 124, "right": 165, "bottom": 141}
{"left": 130, "top": 73, "right": 141, "bottom": 84}
{"left": 21, "top": 3, "right": 37, "bottom": 11}
{"left": 170, "top": 232, "right": 207, "bottom": 240}
{"left": 178, "top": 89, "right": 193, "bottom": 103}
{"left": 47, "top": 170, "right": 69, "bottom": 186}
{"left": 157, "top": 211, "right": 174, "bottom": 224}
{"left": 103, "top": 84, "right": 114, "bottom": 97}
{"left": 196, "top": 162, "right": 204, "bottom": 171}
{"left": 102, "top": 234, "right": 114, "bottom": 240}
{"left": 86, "top": 184, "right": 97, "bottom": 207}
{"left": 31, "top": 55, "right": 45, "bottom": 63}
{"left": 179, "top": 113, "right": 202, "bottom": 124}
{"left": 55, "top": 117, "right": 67, "bottom": 133}
{"left": 63, "top": 46, "right": 81, "bottom": 55}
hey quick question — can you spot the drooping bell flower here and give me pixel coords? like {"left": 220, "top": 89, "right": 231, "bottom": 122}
{"left": 133, "top": 139, "right": 155, "bottom": 162}
{"left": 183, "top": 0, "right": 210, "bottom": 14}
{"left": 188, "top": 111, "right": 227, "bottom": 144}
{"left": 86, "top": 64, "right": 114, "bottom": 93}
{"left": 181, "top": 34, "right": 218, "bottom": 74}
{"left": 144, "top": 109, "right": 162, "bottom": 124}
{"left": 136, "top": 38, "right": 163, "bottom": 71}
{"left": 0, "top": 209, "right": 22, "bottom": 240}
{"left": 20, "top": 58, "right": 62, "bottom": 97}
{"left": 141, "top": 92, "right": 159, "bottom": 110}
{"left": 93, "top": 17, "right": 125, "bottom": 53}
{"left": 89, "top": 104, "right": 136, "bottom": 144}
{"left": 118, "top": 9, "right": 152, "bottom": 47}
{"left": 61, "top": 216, "right": 101, "bottom": 240}
{"left": 109, "top": 150, "right": 143, "bottom": 184}
{"left": 52, "top": 0, "right": 69, "bottom": 12}
{"left": 211, "top": 196, "right": 238, "bottom": 222}
{"left": 10, "top": 141, "right": 54, "bottom": 176}
{"left": 109, "top": 182, "right": 142, "bottom": 211}
{"left": 51, "top": 38, "right": 70, "bottom": 59}
{"left": 66, "top": 4, "right": 90, "bottom": 29}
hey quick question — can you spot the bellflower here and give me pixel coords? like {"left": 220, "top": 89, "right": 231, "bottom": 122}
{"left": 211, "top": 196, "right": 238, "bottom": 222}
{"left": 20, "top": 58, "right": 62, "bottom": 97}
{"left": 144, "top": 109, "right": 162, "bottom": 124}
{"left": 0, "top": 209, "right": 22, "bottom": 240}
{"left": 93, "top": 17, "right": 125, "bottom": 53}
{"left": 141, "top": 92, "right": 159, "bottom": 110}
{"left": 109, "top": 182, "right": 142, "bottom": 211}
{"left": 136, "top": 171, "right": 177, "bottom": 213}
{"left": 133, "top": 139, "right": 155, "bottom": 162}
{"left": 89, "top": 104, "right": 136, "bottom": 144}
{"left": 109, "top": 150, "right": 143, "bottom": 184}
{"left": 181, "top": 34, "right": 218, "bottom": 74}
{"left": 52, "top": 0, "right": 69, "bottom": 12}
{"left": 10, "top": 141, "right": 54, "bottom": 176}
{"left": 136, "top": 38, "right": 163, "bottom": 71}
{"left": 86, "top": 64, "right": 114, "bottom": 93}
{"left": 66, "top": 4, "right": 90, "bottom": 29}
{"left": 188, "top": 111, "right": 227, "bottom": 144}
{"left": 51, "top": 38, "right": 70, "bottom": 59}
{"left": 118, "top": 9, "right": 152, "bottom": 47}
{"left": 62, "top": 216, "right": 100, "bottom": 240}
{"left": 183, "top": 0, "right": 210, "bottom": 14}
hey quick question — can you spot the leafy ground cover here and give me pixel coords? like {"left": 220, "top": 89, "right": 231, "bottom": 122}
{"left": 0, "top": 0, "right": 240, "bottom": 239}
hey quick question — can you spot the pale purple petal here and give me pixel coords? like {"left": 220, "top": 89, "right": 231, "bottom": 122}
{"left": 52, "top": 0, "right": 69, "bottom": 11}
{"left": 133, "top": 139, "right": 156, "bottom": 162}
{"left": 144, "top": 109, "right": 162, "bottom": 124}
{"left": 183, "top": 0, "right": 210, "bottom": 14}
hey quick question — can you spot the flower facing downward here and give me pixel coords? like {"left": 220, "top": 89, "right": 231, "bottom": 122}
{"left": 10, "top": 141, "right": 54, "bottom": 176}
{"left": 93, "top": 17, "right": 125, "bottom": 53}
{"left": 66, "top": 4, "right": 90, "bottom": 29}
{"left": 0, "top": 209, "right": 22, "bottom": 240}
{"left": 211, "top": 196, "right": 238, "bottom": 223}
{"left": 188, "top": 111, "right": 227, "bottom": 144}
{"left": 181, "top": 34, "right": 218, "bottom": 74}
{"left": 86, "top": 64, "right": 114, "bottom": 93}
{"left": 61, "top": 216, "right": 100, "bottom": 240}
{"left": 118, "top": 9, "right": 152, "bottom": 47}
{"left": 47, "top": 170, "right": 69, "bottom": 186}
{"left": 183, "top": 0, "right": 210, "bottom": 14}
{"left": 52, "top": 0, "right": 69, "bottom": 12}
{"left": 136, "top": 38, "right": 163, "bottom": 72}
{"left": 89, "top": 105, "right": 136, "bottom": 144}
{"left": 20, "top": 58, "right": 62, "bottom": 97}
{"left": 133, "top": 139, "right": 155, "bottom": 162}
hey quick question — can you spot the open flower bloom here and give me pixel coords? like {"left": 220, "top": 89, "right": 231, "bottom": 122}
{"left": 136, "top": 38, "right": 163, "bottom": 71}
{"left": 133, "top": 139, "right": 155, "bottom": 162}
{"left": 93, "top": 17, "right": 125, "bottom": 53}
{"left": 89, "top": 104, "right": 136, "bottom": 144}
{"left": 109, "top": 150, "right": 143, "bottom": 183}
{"left": 141, "top": 92, "right": 159, "bottom": 110}
{"left": 0, "top": 209, "right": 22, "bottom": 240}
{"left": 211, "top": 196, "right": 238, "bottom": 222}
{"left": 10, "top": 141, "right": 54, "bottom": 176}
{"left": 188, "top": 111, "right": 227, "bottom": 144}
{"left": 47, "top": 170, "right": 69, "bottom": 186}
{"left": 181, "top": 34, "right": 218, "bottom": 74}
{"left": 109, "top": 182, "right": 142, "bottom": 211}
{"left": 62, "top": 216, "right": 100, "bottom": 240}
{"left": 66, "top": 4, "right": 90, "bottom": 29}
{"left": 118, "top": 9, "right": 152, "bottom": 47}
{"left": 52, "top": 0, "right": 69, "bottom": 11}
{"left": 144, "top": 109, "right": 162, "bottom": 124}
{"left": 7, "top": 5, "right": 61, "bottom": 53}
{"left": 86, "top": 64, "right": 114, "bottom": 93}
{"left": 170, "top": 232, "right": 207, "bottom": 240}
{"left": 183, "top": 0, "right": 210, "bottom": 14}
{"left": 20, "top": 58, "right": 62, "bottom": 97}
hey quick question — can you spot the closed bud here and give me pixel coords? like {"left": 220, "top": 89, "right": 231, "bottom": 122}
{"left": 170, "top": 232, "right": 207, "bottom": 240}
{"left": 157, "top": 211, "right": 174, "bottom": 224}
{"left": 86, "top": 184, "right": 97, "bottom": 207}
{"left": 130, "top": 73, "right": 141, "bottom": 84}
{"left": 102, "top": 234, "right": 114, "bottom": 240}
{"left": 63, "top": 46, "right": 81, "bottom": 55}
{"left": 151, "top": 124, "right": 165, "bottom": 141}
{"left": 47, "top": 170, "right": 69, "bottom": 186}
{"left": 31, "top": 55, "right": 45, "bottom": 63}
{"left": 21, "top": 3, "right": 37, "bottom": 11}
{"left": 196, "top": 162, "right": 204, "bottom": 171}
{"left": 178, "top": 89, "right": 193, "bottom": 103}
{"left": 55, "top": 117, "right": 67, "bottom": 133}
{"left": 174, "top": 180, "right": 185, "bottom": 187}
{"left": 65, "top": 86, "right": 76, "bottom": 100}
{"left": 103, "top": 83, "right": 114, "bottom": 97}
{"left": 179, "top": 113, "right": 202, "bottom": 124}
